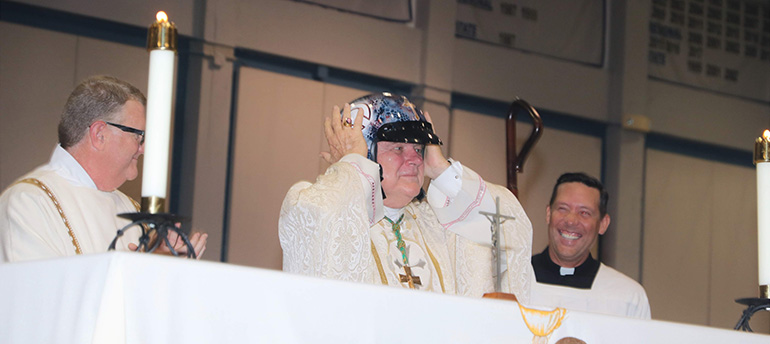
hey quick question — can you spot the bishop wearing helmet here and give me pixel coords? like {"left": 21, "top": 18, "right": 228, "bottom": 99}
{"left": 279, "top": 93, "right": 534, "bottom": 300}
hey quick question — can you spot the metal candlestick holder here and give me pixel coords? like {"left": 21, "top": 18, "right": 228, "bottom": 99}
{"left": 734, "top": 294, "right": 770, "bottom": 332}
{"left": 108, "top": 212, "right": 197, "bottom": 259}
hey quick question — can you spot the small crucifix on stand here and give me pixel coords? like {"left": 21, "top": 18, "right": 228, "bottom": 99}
{"left": 480, "top": 197, "right": 518, "bottom": 301}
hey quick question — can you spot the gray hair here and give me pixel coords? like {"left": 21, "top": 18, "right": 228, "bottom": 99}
{"left": 58, "top": 75, "right": 146, "bottom": 148}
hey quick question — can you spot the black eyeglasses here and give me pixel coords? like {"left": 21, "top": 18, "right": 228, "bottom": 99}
{"left": 106, "top": 122, "right": 145, "bottom": 144}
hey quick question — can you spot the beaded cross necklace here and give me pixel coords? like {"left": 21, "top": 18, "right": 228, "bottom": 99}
{"left": 383, "top": 214, "right": 421, "bottom": 288}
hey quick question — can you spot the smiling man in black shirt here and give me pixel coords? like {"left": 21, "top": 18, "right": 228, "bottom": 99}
{"left": 529, "top": 172, "right": 650, "bottom": 319}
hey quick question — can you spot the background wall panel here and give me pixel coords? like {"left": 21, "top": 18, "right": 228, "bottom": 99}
{"left": 0, "top": 22, "right": 76, "bottom": 189}
{"left": 227, "top": 67, "right": 325, "bottom": 269}
{"left": 643, "top": 149, "right": 768, "bottom": 330}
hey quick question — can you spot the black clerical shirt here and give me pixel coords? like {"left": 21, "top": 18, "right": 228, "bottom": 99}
{"left": 531, "top": 247, "right": 600, "bottom": 289}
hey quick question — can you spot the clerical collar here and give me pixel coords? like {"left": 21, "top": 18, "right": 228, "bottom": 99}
{"left": 383, "top": 206, "right": 405, "bottom": 221}
{"left": 531, "top": 247, "right": 600, "bottom": 289}
{"left": 47, "top": 145, "right": 98, "bottom": 189}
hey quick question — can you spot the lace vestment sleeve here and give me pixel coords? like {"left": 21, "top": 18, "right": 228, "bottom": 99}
{"left": 278, "top": 156, "right": 382, "bottom": 283}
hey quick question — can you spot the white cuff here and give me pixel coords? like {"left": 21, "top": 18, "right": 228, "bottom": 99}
{"left": 427, "top": 159, "right": 463, "bottom": 207}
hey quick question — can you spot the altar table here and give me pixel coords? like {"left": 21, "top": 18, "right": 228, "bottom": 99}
{"left": 0, "top": 252, "right": 766, "bottom": 343}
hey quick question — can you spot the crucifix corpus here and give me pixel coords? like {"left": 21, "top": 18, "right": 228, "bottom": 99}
{"left": 480, "top": 197, "right": 516, "bottom": 293}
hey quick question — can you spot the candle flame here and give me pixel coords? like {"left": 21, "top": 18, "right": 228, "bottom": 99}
{"left": 764, "top": 130, "right": 770, "bottom": 140}
{"left": 156, "top": 11, "right": 168, "bottom": 22}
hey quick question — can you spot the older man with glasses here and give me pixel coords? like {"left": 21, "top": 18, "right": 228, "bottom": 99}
{"left": 0, "top": 75, "right": 206, "bottom": 262}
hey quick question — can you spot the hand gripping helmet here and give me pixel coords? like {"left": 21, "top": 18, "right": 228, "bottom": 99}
{"left": 346, "top": 92, "right": 442, "bottom": 161}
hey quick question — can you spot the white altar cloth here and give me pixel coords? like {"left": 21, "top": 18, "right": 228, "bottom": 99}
{"left": 0, "top": 252, "right": 766, "bottom": 343}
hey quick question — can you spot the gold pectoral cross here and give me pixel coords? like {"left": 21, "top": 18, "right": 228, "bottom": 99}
{"left": 399, "top": 265, "right": 421, "bottom": 288}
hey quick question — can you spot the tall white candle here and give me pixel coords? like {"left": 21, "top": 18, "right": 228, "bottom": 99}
{"left": 759, "top": 163, "right": 770, "bottom": 285}
{"left": 141, "top": 11, "right": 177, "bottom": 213}
{"left": 757, "top": 130, "right": 770, "bottom": 292}
{"left": 141, "top": 49, "right": 175, "bottom": 199}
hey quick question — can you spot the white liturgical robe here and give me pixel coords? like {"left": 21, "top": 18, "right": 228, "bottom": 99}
{"left": 530, "top": 264, "right": 652, "bottom": 319}
{"left": 279, "top": 154, "right": 534, "bottom": 301}
{"left": 0, "top": 145, "right": 141, "bottom": 262}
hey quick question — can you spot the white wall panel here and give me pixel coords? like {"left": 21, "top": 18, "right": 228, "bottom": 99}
{"left": 643, "top": 150, "right": 712, "bottom": 324}
{"left": 227, "top": 67, "right": 324, "bottom": 269}
{"left": 647, "top": 80, "right": 770, "bottom": 151}
{"left": 1, "top": 23, "right": 76, "bottom": 189}
{"left": 452, "top": 39, "right": 610, "bottom": 122}
{"left": 220, "top": 0, "right": 423, "bottom": 84}
{"left": 709, "top": 162, "right": 765, "bottom": 329}
{"left": 643, "top": 149, "right": 768, "bottom": 330}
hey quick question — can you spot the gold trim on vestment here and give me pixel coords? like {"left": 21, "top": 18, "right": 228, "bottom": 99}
{"left": 15, "top": 178, "right": 82, "bottom": 255}
{"left": 423, "top": 241, "right": 445, "bottom": 293}
{"left": 408, "top": 207, "right": 446, "bottom": 293}
{"left": 371, "top": 241, "right": 388, "bottom": 285}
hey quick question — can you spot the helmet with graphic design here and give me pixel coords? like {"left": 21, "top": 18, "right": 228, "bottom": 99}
{"left": 346, "top": 92, "right": 442, "bottom": 161}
